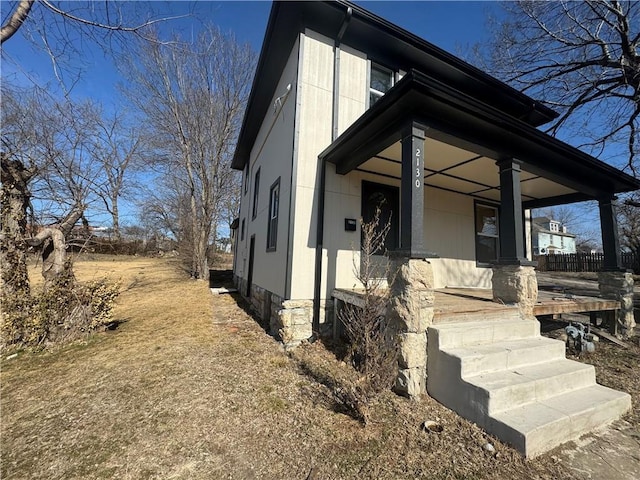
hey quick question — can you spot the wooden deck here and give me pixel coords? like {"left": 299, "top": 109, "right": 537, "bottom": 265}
{"left": 332, "top": 287, "right": 621, "bottom": 325}
{"left": 434, "top": 288, "right": 620, "bottom": 321}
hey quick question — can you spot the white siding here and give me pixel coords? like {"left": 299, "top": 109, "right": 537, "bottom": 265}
{"left": 234, "top": 37, "right": 300, "bottom": 298}
{"left": 289, "top": 30, "right": 336, "bottom": 300}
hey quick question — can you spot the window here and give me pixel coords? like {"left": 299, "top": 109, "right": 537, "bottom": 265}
{"left": 549, "top": 221, "right": 559, "bottom": 232}
{"left": 369, "top": 63, "right": 394, "bottom": 106}
{"left": 252, "top": 167, "right": 260, "bottom": 220}
{"left": 475, "top": 203, "right": 499, "bottom": 264}
{"left": 267, "top": 178, "right": 280, "bottom": 251}
{"left": 243, "top": 163, "right": 249, "bottom": 195}
{"left": 241, "top": 218, "right": 245, "bottom": 241}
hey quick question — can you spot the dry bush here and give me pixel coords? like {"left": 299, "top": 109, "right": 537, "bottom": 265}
{"left": 1, "top": 262, "right": 120, "bottom": 350}
{"left": 336, "top": 207, "right": 398, "bottom": 424}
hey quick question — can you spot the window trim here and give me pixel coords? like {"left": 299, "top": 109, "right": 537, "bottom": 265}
{"left": 252, "top": 167, "right": 260, "bottom": 220}
{"left": 474, "top": 200, "right": 500, "bottom": 267}
{"left": 240, "top": 218, "right": 245, "bottom": 241}
{"left": 266, "top": 177, "right": 281, "bottom": 252}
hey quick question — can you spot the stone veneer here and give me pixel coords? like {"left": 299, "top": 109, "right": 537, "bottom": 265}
{"left": 598, "top": 271, "right": 636, "bottom": 336}
{"left": 233, "top": 275, "right": 333, "bottom": 348}
{"left": 387, "top": 257, "right": 435, "bottom": 399}
{"left": 491, "top": 265, "right": 538, "bottom": 317}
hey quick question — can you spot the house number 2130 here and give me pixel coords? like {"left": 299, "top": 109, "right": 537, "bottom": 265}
{"left": 415, "top": 148, "right": 422, "bottom": 188}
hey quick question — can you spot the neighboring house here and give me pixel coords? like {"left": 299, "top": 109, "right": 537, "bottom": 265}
{"left": 531, "top": 217, "right": 576, "bottom": 255}
{"left": 231, "top": 1, "right": 638, "bottom": 457}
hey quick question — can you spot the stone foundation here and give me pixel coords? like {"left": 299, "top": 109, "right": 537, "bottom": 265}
{"left": 387, "top": 257, "right": 434, "bottom": 399}
{"left": 492, "top": 265, "right": 538, "bottom": 317}
{"left": 232, "top": 275, "right": 333, "bottom": 348}
{"left": 598, "top": 271, "right": 636, "bottom": 336}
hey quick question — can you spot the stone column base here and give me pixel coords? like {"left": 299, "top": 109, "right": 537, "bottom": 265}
{"left": 598, "top": 271, "right": 636, "bottom": 336}
{"left": 492, "top": 264, "right": 538, "bottom": 317}
{"left": 387, "top": 257, "right": 434, "bottom": 399}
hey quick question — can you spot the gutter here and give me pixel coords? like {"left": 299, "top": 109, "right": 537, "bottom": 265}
{"left": 313, "top": 5, "right": 352, "bottom": 335}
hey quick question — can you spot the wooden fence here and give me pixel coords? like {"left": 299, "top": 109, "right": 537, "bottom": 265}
{"left": 537, "top": 252, "right": 639, "bottom": 273}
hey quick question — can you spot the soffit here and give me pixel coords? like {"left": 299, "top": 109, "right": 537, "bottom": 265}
{"left": 358, "top": 138, "right": 581, "bottom": 205}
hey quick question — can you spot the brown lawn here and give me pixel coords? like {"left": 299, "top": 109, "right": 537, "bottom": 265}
{"left": 1, "top": 255, "right": 637, "bottom": 479}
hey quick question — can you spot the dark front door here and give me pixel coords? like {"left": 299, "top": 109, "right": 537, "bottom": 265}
{"left": 247, "top": 235, "right": 255, "bottom": 297}
{"left": 362, "top": 180, "right": 400, "bottom": 254}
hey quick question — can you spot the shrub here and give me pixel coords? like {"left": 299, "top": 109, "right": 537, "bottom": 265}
{"left": 335, "top": 206, "right": 398, "bottom": 424}
{"left": 1, "top": 268, "right": 120, "bottom": 350}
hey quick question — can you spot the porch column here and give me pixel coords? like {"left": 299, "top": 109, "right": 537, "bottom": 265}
{"left": 492, "top": 159, "right": 538, "bottom": 316}
{"left": 597, "top": 196, "right": 636, "bottom": 335}
{"left": 400, "top": 121, "right": 426, "bottom": 256}
{"left": 598, "top": 196, "right": 622, "bottom": 271}
{"left": 496, "top": 159, "right": 527, "bottom": 264}
{"left": 387, "top": 121, "right": 434, "bottom": 399}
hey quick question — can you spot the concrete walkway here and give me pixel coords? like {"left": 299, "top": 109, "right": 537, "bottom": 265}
{"left": 556, "top": 420, "right": 640, "bottom": 480}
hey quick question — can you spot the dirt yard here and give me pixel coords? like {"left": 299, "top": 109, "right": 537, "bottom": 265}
{"left": 1, "top": 256, "right": 638, "bottom": 479}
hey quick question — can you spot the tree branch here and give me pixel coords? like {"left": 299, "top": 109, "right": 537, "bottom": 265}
{"left": 0, "top": 0, "right": 34, "bottom": 44}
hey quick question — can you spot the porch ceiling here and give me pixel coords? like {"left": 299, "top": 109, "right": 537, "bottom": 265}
{"left": 358, "top": 139, "right": 579, "bottom": 205}
{"left": 320, "top": 69, "right": 640, "bottom": 207}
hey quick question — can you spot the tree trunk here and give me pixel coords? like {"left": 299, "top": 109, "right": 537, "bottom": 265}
{"left": 1, "top": 154, "right": 35, "bottom": 297}
{"left": 111, "top": 193, "right": 121, "bottom": 242}
{"left": 26, "top": 205, "right": 84, "bottom": 290}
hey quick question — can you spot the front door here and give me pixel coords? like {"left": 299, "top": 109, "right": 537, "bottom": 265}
{"left": 361, "top": 180, "right": 400, "bottom": 254}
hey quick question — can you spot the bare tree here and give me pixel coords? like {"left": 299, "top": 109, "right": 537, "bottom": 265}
{"left": 121, "top": 27, "right": 255, "bottom": 279}
{"left": 480, "top": 1, "right": 639, "bottom": 174}
{"left": 619, "top": 192, "right": 640, "bottom": 272}
{"left": 89, "top": 108, "right": 146, "bottom": 241}
{"left": 1, "top": 1, "right": 185, "bottom": 92}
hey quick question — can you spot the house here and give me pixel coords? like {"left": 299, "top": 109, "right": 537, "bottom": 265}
{"left": 531, "top": 217, "right": 576, "bottom": 255}
{"left": 232, "top": 1, "right": 638, "bottom": 457}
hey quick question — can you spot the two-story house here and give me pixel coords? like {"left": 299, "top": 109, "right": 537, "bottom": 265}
{"left": 532, "top": 217, "right": 577, "bottom": 255}
{"left": 231, "top": 1, "right": 637, "bottom": 457}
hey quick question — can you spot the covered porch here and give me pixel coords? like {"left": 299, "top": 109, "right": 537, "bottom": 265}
{"left": 316, "top": 68, "right": 639, "bottom": 401}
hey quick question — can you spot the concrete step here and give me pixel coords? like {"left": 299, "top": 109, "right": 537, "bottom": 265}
{"left": 489, "top": 384, "right": 631, "bottom": 458}
{"left": 442, "top": 336, "right": 566, "bottom": 377}
{"left": 465, "top": 359, "right": 596, "bottom": 415}
{"left": 427, "top": 318, "right": 632, "bottom": 458}
{"left": 429, "top": 317, "right": 540, "bottom": 349}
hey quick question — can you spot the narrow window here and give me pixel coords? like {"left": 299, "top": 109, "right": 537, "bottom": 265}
{"left": 369, "top": 63, "right": 394, "bottom": 106}
{"left": 475, "top": 203, "right": 499, "bottom": 264}
{"left": 252, "top": 167, "right": 260, "bottom": 220}
{"left": 267, "top": 178, "right": 280, "bottom": 251}
{"left": 243, "top": 163, "right": 249, "bottom": 195}
{"left": 241, "top": 218, "right": 245, "bottom": 241}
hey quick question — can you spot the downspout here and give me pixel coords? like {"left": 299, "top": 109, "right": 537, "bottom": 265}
{"left": 313, "top": 6, "right": 352, "bottom": 335}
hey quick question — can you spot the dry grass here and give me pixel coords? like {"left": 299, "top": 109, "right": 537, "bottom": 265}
{"left": 1, "top": 256, "right": 636, "bottom": 479}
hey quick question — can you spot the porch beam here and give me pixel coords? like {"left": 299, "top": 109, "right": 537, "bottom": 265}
{"left": 598, "top": 196, "right": 623, "bottom": 271}
{"left": 399, "top": 121, "right": 427, "bottom": 257}
{"left": 522, "top": 192, "right": 595, "bottom": 210}
{"left": 496, "top": 158, "right": 530, "bottom": 265}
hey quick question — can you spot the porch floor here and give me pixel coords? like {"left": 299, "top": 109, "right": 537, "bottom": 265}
{"left": 331, "top": 287, "right": 621, "bottom": 324}
{"left": 434, "top": 288, "right": 620, "bottom": 322}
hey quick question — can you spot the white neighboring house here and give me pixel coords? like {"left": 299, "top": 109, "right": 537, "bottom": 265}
{"left": 531, "top": 217, "right": 576, "bottom": 255}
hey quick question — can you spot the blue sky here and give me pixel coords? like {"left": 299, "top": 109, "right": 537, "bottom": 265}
{"left": 2, "top": 1, "right": 498, "bottom": 105}
{"left": 1, "top": 1, "right": 501, "bottom": 228}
